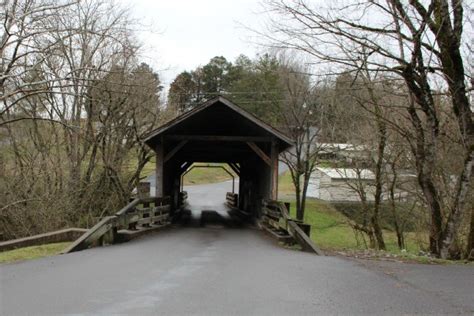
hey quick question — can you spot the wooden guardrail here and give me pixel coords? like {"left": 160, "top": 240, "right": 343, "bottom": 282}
{"left": 262, "top": 200, "right": 323, "bottom": 255}
{"left": 0, "top": 228, "right": 87, "bottom": 252}
{"left": 63, "top": 197, "right": 171, "bottom": 254}
{"left": 179, "top": 191, "right": 188, "bottom": 206}
{"left": 226, "top": 192, "right": 238, "bottom": 208}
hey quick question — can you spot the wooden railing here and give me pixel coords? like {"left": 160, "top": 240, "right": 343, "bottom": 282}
{"left": 226, "top": 192, "right": 238, "bottom": 208}
{"left": 179, "top": 191, "right": 188, "bottom": 206}
{"left": 261, "top": 200, "right": 323, "bottom": 255}
{"left": 63, "top": 197, "right": 171, "bottom": 253}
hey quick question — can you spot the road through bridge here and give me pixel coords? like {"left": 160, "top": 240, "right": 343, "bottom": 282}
{"left": 61, "top": 96, "right": 320, "bottom": 254}
{"left": 1, "top": 181, "right": 473, "bottom": 315}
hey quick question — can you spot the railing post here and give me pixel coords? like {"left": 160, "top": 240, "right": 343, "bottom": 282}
{"left": 284, "top": 202, "right": 291, "bottom": 216}
{"left": 137, "top": 182, "right": 150, "bottom": 199}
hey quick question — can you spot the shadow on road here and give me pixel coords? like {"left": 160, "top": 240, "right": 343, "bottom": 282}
{"left": 177, "top": 208, "right": 246, "bottom": 228}
{"left": 175, "top": 181, "right": 248, "bottom": 228}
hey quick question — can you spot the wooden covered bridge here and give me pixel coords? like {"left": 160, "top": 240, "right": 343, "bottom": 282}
{"left": 64, "top": 96, "right": 322, "bottom": 254}
{"left": 144, "top": 96, "right": 292, "bottom": 215}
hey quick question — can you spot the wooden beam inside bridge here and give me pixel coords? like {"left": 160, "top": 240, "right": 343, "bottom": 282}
{"left": 164, "top": 140, "right": 188, "bottom": 162}
{"left": 166, "top": 135, "right": 272, "bottom": 142}
{"left": 246, "top": 142, "right": 271, "bottom": 166}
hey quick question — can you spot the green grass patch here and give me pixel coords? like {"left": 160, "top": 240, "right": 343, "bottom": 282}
{"left": 183, "top": 163, "right": 237, "bottom": 185}
{"left": 286, "top": 198, "right": 364, "bottom": 250}
{"left": 277, "top": 171, "right": 427, "bottom": 254}
{"left": 137, "top": 161, "right": 238, "bottom": 186}
{"left": 0, "top": 242, "right": 71, "bottom": 264}
{"left": 284, "top": 197, "right": 426, "bottom": 254}
{"left": 278, "top": 170, "right": 295, "bottom": 197}
{"left": 392, "top": 252, "right": 473, "bottom": 265}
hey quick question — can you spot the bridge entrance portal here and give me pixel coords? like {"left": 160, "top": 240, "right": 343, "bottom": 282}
{"left": 143, "top": 96, "right": 293, "bottom": 218}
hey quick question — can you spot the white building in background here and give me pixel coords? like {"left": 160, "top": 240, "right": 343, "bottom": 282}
{"left": 307, "top": 167, "right": 377, "bottom": 202}
{"left": 307, "top": 167, "right": 415, "bottom": 202}
{"left": 317, "top": 143, "right": 368, "bottom": 164}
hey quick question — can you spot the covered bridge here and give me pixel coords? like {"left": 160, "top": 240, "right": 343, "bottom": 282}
{"left": 64, "top": 96, "right": 322, "bottom": 254}
{"left": 143, "top": 96, "right": 293, "bottom": 216}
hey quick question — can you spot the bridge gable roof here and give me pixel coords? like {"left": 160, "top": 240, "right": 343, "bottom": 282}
{"left": 144, "top": 96, "right": 293, "bottom": 152}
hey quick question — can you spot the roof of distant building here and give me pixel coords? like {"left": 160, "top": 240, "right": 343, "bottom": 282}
{"left": 316, "top": 167, "right": 375, "bottom": 180}
{"left": 318, "top": 143, "right": 366, "bottom": 152}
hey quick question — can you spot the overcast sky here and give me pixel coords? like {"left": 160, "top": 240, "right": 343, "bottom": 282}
{"left": 121, "top": 0, "right": 264, "bottom": 89}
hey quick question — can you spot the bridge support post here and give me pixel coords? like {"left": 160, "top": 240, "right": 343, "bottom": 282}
{"left": 270, "top": 141, "right": 279, "bottom": 200}
{"left": 156, "top": 141, "right": 164, "bottom": 197}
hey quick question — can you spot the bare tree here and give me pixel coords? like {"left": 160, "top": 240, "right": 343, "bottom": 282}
{"left": 1, "top": 0, "right": 79, "bottom": 125}
{"left": 276, "top": 58, "right": 332, "bottom": 221}
{"left": 0, "top": 0, "right": 163, "bottom": 239}
{"left": 262, "top": 0, "right": 473, "bottom": 259}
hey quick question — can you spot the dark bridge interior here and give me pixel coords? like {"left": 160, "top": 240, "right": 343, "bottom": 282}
{"left": 144, "top": 96, "right": 292, "bottom": 218}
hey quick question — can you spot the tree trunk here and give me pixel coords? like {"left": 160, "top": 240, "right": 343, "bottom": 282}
{"left": 390, "top": 194, "right": 405, "bottom": 250}
{"left": 467, "top": 206, "right": 474, "bottom": 260}
{"left": 421, "top": 178, "right": 443, "bottom": 256}
{"left": 294, "top": 173, "right": 303, "bottom": 221}
{"left": 431, "top": 0, "right": 474, "bottom": 259}
{"left": 371, "top": 214, "right": 385, "bottom": 250}
{"left": 371, "top": 103, "right": 387, "bottom": 250}
{"left": 299, "top": 170, "right": 312, "bottom": 222}
{"left": 388, "top": 159, "right": 405, "bottom": 250}
{"left": 440, "top": 150, "right": 474, "bottom": 259}
{"left": 404, "top": 68, "right": 443, "bottom": 257}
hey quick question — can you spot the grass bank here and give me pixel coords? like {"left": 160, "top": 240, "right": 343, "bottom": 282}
{"left": 285, "top": 198, "right": 426, "bottom": 253}
{"left": 0, "top": 242, "right": 70, "bottom": 264}
{"left": 277, "top": 171, "right": 435, "bottom": 261}
{"left": 138, "top": 160, "right": 236, "bottom": 186}
{"left": 182, "top": 163, "right": 236, "bottom": 185}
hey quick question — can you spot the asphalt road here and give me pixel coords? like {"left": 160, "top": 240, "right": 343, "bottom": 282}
{"left": 1, "top": 182, "right": 473, "bottom": 315}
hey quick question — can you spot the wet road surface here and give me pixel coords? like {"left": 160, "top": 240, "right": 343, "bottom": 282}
{"left": 1, "top": 182, "right": 473, "bottom": 315}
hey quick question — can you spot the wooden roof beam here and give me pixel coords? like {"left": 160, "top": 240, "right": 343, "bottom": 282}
{"left": 229, "top": 162, "right": 240, "bottom": 173}
{"left": 164, "top": 140, "right": 188, "bottom": 162}
{"left": 247, "top": 142, "right": 271, "bottom": 166}
{"left": 227, "top": 163, "right": 241, "bottom": 176}
{"left": 166, "top": 135, "right": 272, "bottom": 142}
